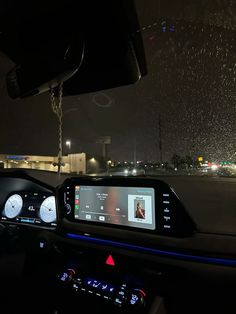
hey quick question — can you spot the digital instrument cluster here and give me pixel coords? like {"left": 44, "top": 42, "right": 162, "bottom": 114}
{"left": 1, "top": 191, "right": 57, "bottom": 228}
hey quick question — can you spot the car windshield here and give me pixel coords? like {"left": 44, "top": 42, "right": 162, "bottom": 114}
{"left": 0, "top": 0, "right": 235, "bottom": 180}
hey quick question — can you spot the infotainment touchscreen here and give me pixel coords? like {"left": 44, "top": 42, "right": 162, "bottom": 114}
{"left": 74, "top": 186, "right": 155, "bottom": 230}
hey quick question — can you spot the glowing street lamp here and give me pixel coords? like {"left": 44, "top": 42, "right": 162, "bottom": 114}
{"left": 66, "top": 140, "right": 71, "bottom": 152}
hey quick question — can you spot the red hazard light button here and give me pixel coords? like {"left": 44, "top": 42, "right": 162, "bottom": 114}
{"left": 106, "top": 254, "right": 115, "bottom": 266}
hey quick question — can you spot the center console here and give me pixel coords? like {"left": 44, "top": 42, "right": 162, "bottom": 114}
{"left": 58, "top": 267, "right": 146, "bottom": 311}
{"left": 53, "top": 177, "right": 196, "bottom": 313}
{"left": 54, "top": 246, "right": 169, "bottom": 314}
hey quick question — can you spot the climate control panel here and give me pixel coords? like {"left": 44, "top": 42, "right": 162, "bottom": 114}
{"left": 58, "top": 268, "right": 146, "bottom": 310}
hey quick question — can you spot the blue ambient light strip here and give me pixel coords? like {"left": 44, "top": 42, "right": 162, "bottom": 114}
{"left": 66, "top": 233, "right": 236, "bottom": 267}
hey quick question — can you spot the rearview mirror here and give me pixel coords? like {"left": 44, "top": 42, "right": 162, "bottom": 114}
{"left": 2, "top": 0, "right": 147, "bottom": 98}
{"left": 7, "top": 42, "right": 84, "bottom": 98}
{"left": 4, "top": 12, "right": 85, "bottom": 98}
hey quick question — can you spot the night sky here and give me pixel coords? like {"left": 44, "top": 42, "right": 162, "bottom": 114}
{"left": 0, "top": 0, "right": 236, "bottom": 162}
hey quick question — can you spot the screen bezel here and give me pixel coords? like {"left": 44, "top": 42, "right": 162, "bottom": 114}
{"left": 61, "top": 177, "right": 169, "bottom": 235}
{"left": 59, "top": 177, "right": 196, "bottom": 238}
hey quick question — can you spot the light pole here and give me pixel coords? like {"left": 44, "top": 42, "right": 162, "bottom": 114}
{"left": 133, "top": 136, "right": 137, "bottom": 166}
{"left": 66, "top": 140, "right": 71, "bottom": 155}
{"left": 159, "top": 115, "right": 163, "bottom": 165}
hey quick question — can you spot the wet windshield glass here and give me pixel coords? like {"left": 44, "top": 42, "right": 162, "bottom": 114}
{"left": 0, "top": 0, "right": 235, "bottom": 178}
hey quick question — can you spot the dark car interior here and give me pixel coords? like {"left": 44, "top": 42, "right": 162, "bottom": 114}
{"left": 0, "top": 1, "right": 236, "bottom": 313}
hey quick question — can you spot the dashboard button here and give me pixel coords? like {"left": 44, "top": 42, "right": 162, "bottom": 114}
{"left": 58, "top": 272, "right": 70, "bottom": 283}
{"left": 39, "top": 239, "right": 47, "bottom": 250}
{"left": 163, "top": 224, "right": 171, "bottom": 229}
{"left": 118, "top": 290, "right": 125, "bottom": 297}
{"left": 164, "top": 216, "right": 171, "bottom": 221}
{"left": 128, "top": 289, "right": 146, "bottom": 307}
{"left": 114, "top": 297, "right": 124, "bottom": 307}
{"left": 130, "top": 293, "right": 139, "bottom": 305}
{"left": 74, "top": 277, "right": 82, "bottom": 283}
{"left": 72, "top": 283, "right": 80, "bottom": 292}
{"left": 58, "top": 268, "right": 75, "bottom": 283}
{"left": 65, "top": 203, "right": 71, "bottom": 215}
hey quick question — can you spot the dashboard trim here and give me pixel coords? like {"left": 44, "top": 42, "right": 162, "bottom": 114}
{"left": 66, "top": 233, "right": 236, "bottom": 267}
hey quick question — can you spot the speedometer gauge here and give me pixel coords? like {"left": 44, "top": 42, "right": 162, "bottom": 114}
{"left": 39, "top": 196, "right": 56, "bottom": 223}
{"left": 4, "top": 194, "right": 23, "bottom": 218}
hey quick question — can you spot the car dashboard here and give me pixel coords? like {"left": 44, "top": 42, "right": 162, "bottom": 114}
{"left": 0, "top": 171, "right": 235, "bottom": 314}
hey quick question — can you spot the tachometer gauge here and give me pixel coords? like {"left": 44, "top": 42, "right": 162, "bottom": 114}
{"left": 4, "top": 194, "right": 23, "bottom": 218}
{"left": 39, "top": 196, "right": 56, "bottom": 223}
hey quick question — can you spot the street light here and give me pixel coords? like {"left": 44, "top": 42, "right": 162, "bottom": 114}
{"left": 66, "top": 140, "right": 71, "bottom": 154}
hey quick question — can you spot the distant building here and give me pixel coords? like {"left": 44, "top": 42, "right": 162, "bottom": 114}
{"left": 0, "top": 153, "right": 106, "bottom": 174}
